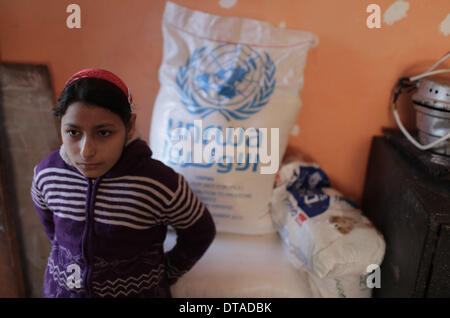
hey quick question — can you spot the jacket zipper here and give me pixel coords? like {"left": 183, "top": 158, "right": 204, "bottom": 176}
{"left": 83, "top": 178, "right": 97, "bottom": 297}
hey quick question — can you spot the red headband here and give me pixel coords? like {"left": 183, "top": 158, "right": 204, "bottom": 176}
{"left": 64, "top": 68, "right": 133, "bottom": 106}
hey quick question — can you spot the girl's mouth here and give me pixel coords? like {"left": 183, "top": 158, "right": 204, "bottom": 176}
{"left": 78, "top": 163, "right": 101, "bottom": 170}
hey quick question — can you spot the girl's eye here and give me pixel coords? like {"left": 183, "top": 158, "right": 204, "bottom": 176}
{"left": 98, "top": 130, "right": 112, "bottom": 137}
{"left": 66, "top": 130, "right": 79, "bottom": 137}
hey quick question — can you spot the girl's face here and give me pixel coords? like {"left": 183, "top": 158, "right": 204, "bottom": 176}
{"left": 61, "top": 101, "right": 136, "bottom": 178}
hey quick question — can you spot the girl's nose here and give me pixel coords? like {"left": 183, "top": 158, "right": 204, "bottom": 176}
{"left": 80, "top": 136, "right": 96, "bottom": 160}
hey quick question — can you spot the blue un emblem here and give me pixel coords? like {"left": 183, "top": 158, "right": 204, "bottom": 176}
{"left": 176, "top": 44, "right": 276, "bottom": 121}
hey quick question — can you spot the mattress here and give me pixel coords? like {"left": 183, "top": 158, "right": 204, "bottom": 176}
{"left": 164, "top": 230, "right": 314, "bottom": 298}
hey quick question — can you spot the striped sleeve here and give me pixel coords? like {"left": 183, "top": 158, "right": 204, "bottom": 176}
{"left": 164, "top": 174, "right": 205, "bottom": 229}
{"left": 31, "top": 166, "right": 55, "bottom": 241}
{"left": 163, "top": 174, "right": 216, "bottom": 285}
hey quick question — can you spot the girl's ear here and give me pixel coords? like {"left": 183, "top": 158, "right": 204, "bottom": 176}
{"left": 126, "top": 113, "right": 137, "bottom": 142}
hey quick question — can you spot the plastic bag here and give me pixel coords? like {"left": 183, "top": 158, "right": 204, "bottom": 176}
{"left": 150, "top": 2, "right": 318, "bottom": 234}
{"left": 270, "top": 160, "right": 386, "bottom": 280}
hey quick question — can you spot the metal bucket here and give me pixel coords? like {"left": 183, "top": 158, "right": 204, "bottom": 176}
{"left": 412, "top": 77, "right": 450, "bottom": 156}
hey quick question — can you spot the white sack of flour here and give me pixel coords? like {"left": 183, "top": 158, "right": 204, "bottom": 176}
{"left": 307, "top": 271, "right": 373, "bottom": 298}
{"left": 150, "top": 2, "right": 318, "bottom": 234}
{"left": 281, "top": 244, "right": 373, "bottom": 298}
{"left": 270, "top": 160, "right": 386, "bottom": 278}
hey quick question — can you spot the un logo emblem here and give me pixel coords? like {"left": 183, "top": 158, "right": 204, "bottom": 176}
{"left": 176, "top": 44, "right": 276, "bottom": 121}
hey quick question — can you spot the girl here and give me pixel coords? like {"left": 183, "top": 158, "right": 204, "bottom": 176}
{"left": 31, "top": 68, "right": 216, "bottom": 298}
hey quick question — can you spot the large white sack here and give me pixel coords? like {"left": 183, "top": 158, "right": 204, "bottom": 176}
{"left": 150, "top": 2, "right": 318, "bottom": 234}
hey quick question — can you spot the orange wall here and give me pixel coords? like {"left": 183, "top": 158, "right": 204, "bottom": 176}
{"left": 1, "top": 0, "right": 448, "bottom": 205}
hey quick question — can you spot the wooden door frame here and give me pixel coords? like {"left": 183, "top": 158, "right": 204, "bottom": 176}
{"left": 0, "top": 81, "right": 26, "bottom": 298}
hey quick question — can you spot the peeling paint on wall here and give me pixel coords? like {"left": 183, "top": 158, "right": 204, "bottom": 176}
{"left": 219, "top": 0, "right": 237, "bottom": 9}
{"left": 383, "top": 0, "right": 410, "bottom": 26}
{"left": 291, "top": 125, "right": 300, "bottom": 136}
{"left": 440, "top": 14, "right": 450, "bottom": 36}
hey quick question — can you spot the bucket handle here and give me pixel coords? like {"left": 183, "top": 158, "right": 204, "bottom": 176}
{"left": 392, "top": 52, "right": 450, "bottom": 150}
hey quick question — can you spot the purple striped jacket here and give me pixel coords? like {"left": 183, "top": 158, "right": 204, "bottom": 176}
{"left": 31, "top": 138, "right": 216, "bottom": 298}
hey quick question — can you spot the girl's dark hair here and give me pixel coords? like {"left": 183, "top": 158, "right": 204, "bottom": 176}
{"left": 54, "top": 78, "right": 132, "bottom": 126}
